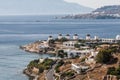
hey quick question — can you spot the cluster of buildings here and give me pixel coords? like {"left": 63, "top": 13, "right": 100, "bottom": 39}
{"left": 71, "top": 50, "right": 99, "bottom": 74}
{"left": 39, "top": 34, "right": 120, "bottom": 49}
{"left": 39, "top": 34, "right": 120, "bottom": 74}
{"left": 71, "top": 63, "right": 89, "bottom": 74}
{"left": 48, "top": 34, "right": 120, "bottom": 43}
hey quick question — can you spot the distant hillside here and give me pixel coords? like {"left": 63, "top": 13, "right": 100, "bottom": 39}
{"left": 39, "top": 0, "right": 93, "bottom": 14}
{"left": 0, "top": 0, "right": 93, "bottom": 15}
{"left": 62, "top": 5, "right": 120, "bottom": 19}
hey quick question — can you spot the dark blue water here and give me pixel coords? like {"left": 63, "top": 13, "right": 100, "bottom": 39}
{"left": 0, "top": 15, "right": 120, "bottom": 80}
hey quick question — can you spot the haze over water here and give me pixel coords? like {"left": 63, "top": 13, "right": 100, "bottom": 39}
{"left": 0, "top": 15, "right": 120, "bottom": 80}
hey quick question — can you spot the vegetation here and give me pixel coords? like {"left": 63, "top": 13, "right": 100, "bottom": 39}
{"left": 81, "top": 57, "right": 86, "bottom": 62}
{"left": 96, "top": 49, "right": 113, "bottom": 64}
{"left": 27, "top": 58, "right": 55, "bottom": 73}
{"left": 61, "top": 71, "right": 74, "bottom": 78}
{"left": 107, "top": 66, "right": 120, "bottom": 79}
{"left": 57, "top": 50, "right": 68, "bottom": 58}
{"left": 55, "top": 60, "right": 64, "bottom": 73}
{"left": 78, "top": 39, "right": 86, "bottom": 43}
{"left": 74, "top": 44, "right": 80, "bottom": 48}
{"left": 55, "top": 37, "right": 68, "bottom": 42}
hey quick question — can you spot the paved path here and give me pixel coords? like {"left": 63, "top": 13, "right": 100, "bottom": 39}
{"left": 46, "top": 68, "right": 55, "bottom": 80}
{"left": 46, "top": 61, "right": 59, "bottom": 80}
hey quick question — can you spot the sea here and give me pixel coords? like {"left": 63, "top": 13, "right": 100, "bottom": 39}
{"left": 0, "top": 15, "right": 120, "bottom": 80}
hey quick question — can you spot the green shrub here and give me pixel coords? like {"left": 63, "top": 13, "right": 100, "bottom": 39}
{"left": 96, "top": 49, "right": 112, "bottom": 63}
{"left": 107, "top": 66, "right": 120, "bottom": 78}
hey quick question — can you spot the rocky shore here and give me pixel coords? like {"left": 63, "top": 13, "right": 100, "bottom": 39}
{"left": 20, "top": 41, "right": 41, "bottom": 53}
{"left": 23, "top": 69, "right": 36, "bottom": 80}
{"left": 20, "top": 40, "right": 57, "bottom": 54}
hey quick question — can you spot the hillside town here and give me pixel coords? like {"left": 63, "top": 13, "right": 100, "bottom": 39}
{"left": 21, "top": 34, "right": 120, "bottom": 80}
{"left": 61, "top": 5, "right": 120, "bottom": 19}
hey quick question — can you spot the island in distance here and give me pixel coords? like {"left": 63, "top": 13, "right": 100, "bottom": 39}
{"left": 61, "top": 5, "right": 120, "bottom": 19}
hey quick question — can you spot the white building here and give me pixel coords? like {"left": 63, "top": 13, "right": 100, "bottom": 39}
{"left": 58, "top": 34, "right": 63, "bottom": 39}
{"left": 39, "top": 58, "right": 45, "bottom": 63}
{"left": 94, "top": 36, "right": 99, "bottom": 40}
{"left": 85, "top": 51, "right": 98, "bottom": 64}
{"left": 73, "top": 34, "right": 79, "bottom": 40}
{"left": 47, "top": 36, "right": 53, "bottom": 41}
{"left": 64, "top": 49, "right": 93, "bottom": 58}
{"left": 101, "top": 38, "right": 117, "bottom": 43}
{"left": 65, "top": 34, "right": 70, "bottom": 39}
{"left": 86, "top": 34, "right": 91, "bottom": 40}
{"left": 39, "top": 41, "right": 49, "bottom": 48}
{"left": 71, "top": 63, "right": 89, "bottom": 74}
{"left": 63, "top": 41, "right": 77, "bottom": 48}
{"left": 116, "top": 35, "right": 120, "bottom": 40}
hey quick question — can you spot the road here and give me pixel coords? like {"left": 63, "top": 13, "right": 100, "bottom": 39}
{"left": 46, "top": 67, "right": 55, "bottom": 80}
{"left": 46, "top": 60, "right": 59, "bottom": 80}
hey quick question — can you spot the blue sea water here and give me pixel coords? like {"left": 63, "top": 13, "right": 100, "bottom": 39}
{"left": 0, "top": 15, "right": 120, "bottom": 80}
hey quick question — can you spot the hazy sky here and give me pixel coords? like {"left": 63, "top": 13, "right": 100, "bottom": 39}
{"left": 65, "top": 0, "right": 120, "bottom": 8}
{"left": 0, "top": 0, "right": 119, "bottom": 15}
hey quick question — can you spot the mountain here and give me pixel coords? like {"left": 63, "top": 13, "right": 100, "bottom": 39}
{"left": 0, "top": 0, "right": 93, "bottom": 15}
{"left": 62, "top": 5, "right": 120, "bottom": 19}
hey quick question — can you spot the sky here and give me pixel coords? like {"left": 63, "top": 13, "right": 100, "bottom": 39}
{"left": 65, "top": 0, "right": 120, "bottom": 8}
{"left": 0, "top": 0, "right": 119, "bottom": 15}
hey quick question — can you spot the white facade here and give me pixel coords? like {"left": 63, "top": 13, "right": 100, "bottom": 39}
{"left": 64, "top": 49, "right": 93, "bottom": 58}
{"left": 39, "top": 58, "right": 45, "bottom": 63}
{"left": 63, "top": 41, "right": 77, "bottom": 48}
{"left": 73, "top": 34, "right": 79, "bottom": 40}
{"left": 116, "top": 35, "right": 120, "bottom": 40}
{"left": 94, "top": 36, "right": 99, "bottom": 40}
{"left": 48, "top": 36, "right": 53, "bottom": 41}
{"left": 65, "top": 34, "right": 70, "bottom": 39}
{"left": 58, "top": 34, "right": 63, "bottom": 39}
{"left": 101, "top": 38, "right": 117, "bottom": 43}
{"left": 71, "top": 63, "right": 89, "bottom": 74}
{"left": 86, "top": 34, "right": 91, "bottom": 40}
{"left": 85, "top": 51, "right": 98, "bottom": 64}
{"left": 39, "top": 41, "right": 49, "bottom": 48}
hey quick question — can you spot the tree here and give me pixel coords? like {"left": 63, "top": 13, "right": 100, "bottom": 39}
{"left": 74, "top": 44, "right": 80, "bottom": 48}
{"left": 96, "top": 49, "right": 112, "bottom": 63}
{"left": 57, "top": 50, "right": 68, "bottom": 58}
{"left": 39, "top": 66, "right": 44, "bottom": 73}
{"left": 55, "top": 37, "right": 68, "bottom": 42}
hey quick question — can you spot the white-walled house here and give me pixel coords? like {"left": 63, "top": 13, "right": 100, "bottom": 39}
{"left": 71, "top": 63, "right": 89, "bottom": 74}
{"left": 39, "top": 41, "right": 49, "bottom": 48}
{"left": 64, "top": 49, "right": 93, "bottom": 58}
{"left": 101, "top": 38, "right": 117, "bottom": 43}
{"left": 85, "top": 51, "right": 98, "bottom": 64}
{"left": 63, "top": 41, "right": 77, "bottom": 48}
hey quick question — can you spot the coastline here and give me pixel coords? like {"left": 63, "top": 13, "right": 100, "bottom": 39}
{"left": 19, "top": 40, "right": 57, "bottom": 54}
{"left": 21, "top": 34, "right": 120, "bottom": 80}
